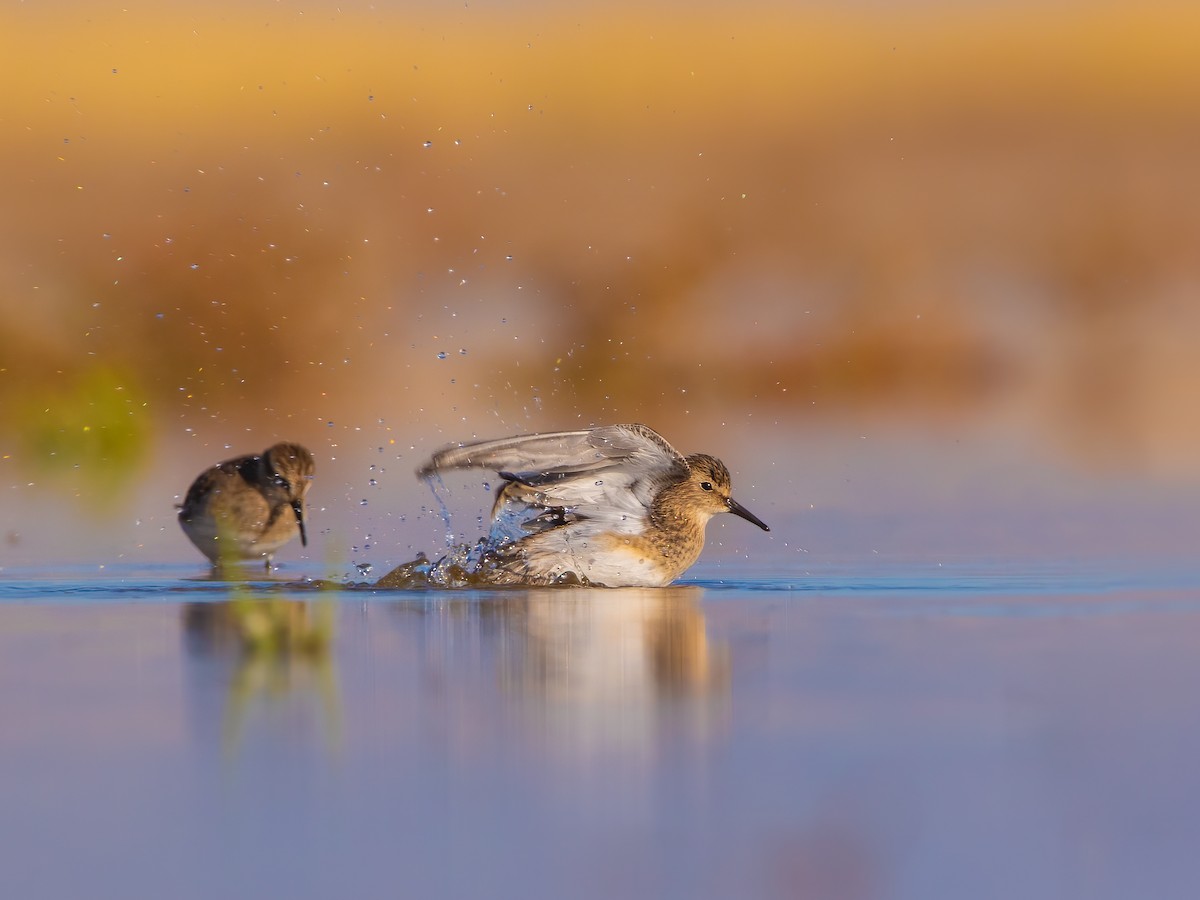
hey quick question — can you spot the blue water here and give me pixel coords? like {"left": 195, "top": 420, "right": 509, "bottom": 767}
{"left": 2, "top": 561, "right": 1199, "bottom": 900}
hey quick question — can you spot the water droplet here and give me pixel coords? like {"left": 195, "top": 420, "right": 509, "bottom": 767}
{"left": 368, "top": 478, "right": 377, "bottom": 487}
{"left": 355, "top": 562, "right": 373, "bottom": 577}
{"left": 458, "top": 348, "right": 467, "bottom": 356}
{"left": 436, "top": 351, "right": 447, "bottom": 360}
{"left": 360, "top": 499, "right": 369, "bottom": 506}
{"left": 423, "top": 140, "right": 432, "bottom": 148}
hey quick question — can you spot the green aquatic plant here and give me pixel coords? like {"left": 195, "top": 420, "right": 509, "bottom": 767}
{"left": 13, "top": 365, "right": 152, "bottom": 508}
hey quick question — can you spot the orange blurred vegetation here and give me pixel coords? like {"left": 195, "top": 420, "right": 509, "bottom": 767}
{"left": 4, "top": 1, "right": 1200, "bottom": 489}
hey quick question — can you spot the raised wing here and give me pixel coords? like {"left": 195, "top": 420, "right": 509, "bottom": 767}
{"left": 418, "top": 423, "right": 688, "bottom": 520}
{"left": 419, "top": 424, "right": 683, "bottom": 480}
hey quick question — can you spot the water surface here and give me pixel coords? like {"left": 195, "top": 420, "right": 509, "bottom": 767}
{"left": 1, "top": 562, "right": 1198, "bottom": 900}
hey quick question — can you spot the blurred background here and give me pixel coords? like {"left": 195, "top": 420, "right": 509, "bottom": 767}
{"left": 4, "top": 0, "right": 1199, "bottom": 570}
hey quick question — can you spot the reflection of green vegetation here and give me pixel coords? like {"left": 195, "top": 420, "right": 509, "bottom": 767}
{"left": 224, "top": 597, "right": 340, "bottom": 756}
{"left": 227, "top": 594, "right": 334, "bottom": 655}
{"left": 15, "top": 366, "right": 151, "bottom": 506}
{"left": 182, "top": 592, "right": 340, "bottom": 757}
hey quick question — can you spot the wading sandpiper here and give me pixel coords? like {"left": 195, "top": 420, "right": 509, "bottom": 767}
{"left": 178, "top": 442, "right": 315, "bottom": 570}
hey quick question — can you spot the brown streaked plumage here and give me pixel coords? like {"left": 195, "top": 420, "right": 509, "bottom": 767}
{"left": 178, "top": 442, "right": 315, "bottom": 569}
{"left": 417, "top": 424, "right": 769, "bottom": 587}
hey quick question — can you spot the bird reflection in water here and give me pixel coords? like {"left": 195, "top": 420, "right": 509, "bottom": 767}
{"left": 413, "top": 586, "right": 730, "bottom": 759}
{"left": 181, "top": 592, "right": 339, "bottom": 757}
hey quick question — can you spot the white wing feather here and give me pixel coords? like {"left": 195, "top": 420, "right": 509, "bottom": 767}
{"left": 419, "top": 423, "right": 687, "bottom": 527}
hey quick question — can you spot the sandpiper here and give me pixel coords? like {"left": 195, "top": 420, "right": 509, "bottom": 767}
{"left": 178, "top": 442, "right": 315, "bottom": 569}
{"left": 418, "top": 423, "right": 769, "bottom": 587}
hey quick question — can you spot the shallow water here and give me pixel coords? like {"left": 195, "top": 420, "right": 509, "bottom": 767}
{"left": 2, "top": 561, "right": 1199, "bottom": 900}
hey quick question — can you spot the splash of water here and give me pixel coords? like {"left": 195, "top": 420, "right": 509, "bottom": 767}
{"left": 422, "top": 471, "right": 456, "bottom": 547}
{"left": 373, "top": 544, "right": 498, "bottom": 589}
{"left": 381, "top": 474, "right": 584, "bottom": 589}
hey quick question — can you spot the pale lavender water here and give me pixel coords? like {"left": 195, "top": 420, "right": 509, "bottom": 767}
{"left": 2, "top": 561, "right": 1199, "bottom": 900}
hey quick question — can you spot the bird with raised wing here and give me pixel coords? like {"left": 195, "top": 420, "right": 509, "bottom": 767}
{"left": 417, "top": 424, "right": 769, "bottom": 587}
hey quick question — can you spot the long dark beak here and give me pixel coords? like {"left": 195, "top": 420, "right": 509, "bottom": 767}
{"left": 291, "top": 499, "right": 308, "bottom": 546}
{"left": 727, "top": 497, "right": 770, "bottom": 532}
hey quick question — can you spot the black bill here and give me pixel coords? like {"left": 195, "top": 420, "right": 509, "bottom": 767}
{"left": 727, "top": 497, "right": 770, "bottom": 532}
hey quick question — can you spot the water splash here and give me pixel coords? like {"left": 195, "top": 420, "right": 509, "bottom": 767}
{"left": 373, "top": 546, "right": 487, "bottom": 589}
{"left": 373, "top": 543, "right": 588, "bottom": 590}
{"left": 422, "top": 471, "right": 457, "bottom": 547}
{"left": 389, "top": 470, "right": 589, "bottom": 589}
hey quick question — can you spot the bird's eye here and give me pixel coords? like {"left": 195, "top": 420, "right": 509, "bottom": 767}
{"left": 700, "top": 481, "right": 713, "bottom": 492}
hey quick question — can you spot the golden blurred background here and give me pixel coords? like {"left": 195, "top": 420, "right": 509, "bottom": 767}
{"left": 3, "top": 1, "right": 1199, "bottom": 567}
